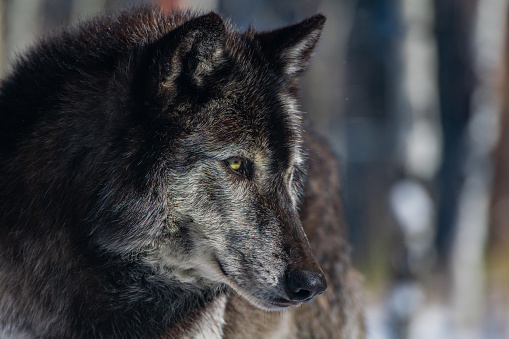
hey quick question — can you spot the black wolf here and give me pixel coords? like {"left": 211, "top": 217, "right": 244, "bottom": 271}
{"left": 0, "top": 7, "right": 363, "bottom": 338}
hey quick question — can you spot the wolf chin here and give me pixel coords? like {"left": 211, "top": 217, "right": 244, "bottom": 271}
{"left": 0, "top": 6, "right": 364, "bottom": 338}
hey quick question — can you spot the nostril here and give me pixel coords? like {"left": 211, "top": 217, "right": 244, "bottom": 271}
{"left": 286, "top": 269, "right": 327, "bottom": 303}
{"left": 292, "top": 287, "right": 312, "bottom": 301}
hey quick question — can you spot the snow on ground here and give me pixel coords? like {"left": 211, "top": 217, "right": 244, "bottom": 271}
{"left": 366, "top": 295, "right": 509, "bottom": 339}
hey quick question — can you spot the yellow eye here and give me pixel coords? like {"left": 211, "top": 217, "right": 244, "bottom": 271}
{"left": 228, "top": 158, "right": 242, "bottom": 171}
{"left": 225, "top": 157, "right": 253, "bottom": 178}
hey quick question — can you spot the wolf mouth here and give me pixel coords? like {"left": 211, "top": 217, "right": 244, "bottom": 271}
{"left": 266, "top": 297, "right": 301, "bottom": 309}
{"left": 214, "top": 257, "right": 300, "bottom": 311}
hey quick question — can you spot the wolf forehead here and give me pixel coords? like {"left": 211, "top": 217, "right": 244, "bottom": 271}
{"left": 185, "top": 92, "right": 302, "bottom": 160}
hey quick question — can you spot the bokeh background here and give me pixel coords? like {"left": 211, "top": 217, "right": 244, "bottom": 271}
{"left": 1, "top": 0, "right": 508, "bottom": 338}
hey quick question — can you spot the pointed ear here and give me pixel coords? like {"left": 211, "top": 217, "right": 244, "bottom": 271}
{"left": 140, "top": 12, "right": 226, "bottom": 94}
{"left": 255, "top": 14, "right": 325, "bottom": 77}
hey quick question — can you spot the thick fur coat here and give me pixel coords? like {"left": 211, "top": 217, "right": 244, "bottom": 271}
{"left": 0, "top": 7, "right": 363, "bottom": 338}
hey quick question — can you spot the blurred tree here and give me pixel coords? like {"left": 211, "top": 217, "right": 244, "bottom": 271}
{"left": 343, "top": 0, "right": 402, "bottom": 271}
{"left": 433, "top": 0, "right": 477, "bottom": 263}
{"left": 39, "top": 0, "right": 73, "bottom": 30}
{"left": 490, "top": 5, "right": 509, "bottom": 254}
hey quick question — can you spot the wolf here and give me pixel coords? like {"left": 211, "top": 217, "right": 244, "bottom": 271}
{"left": 0, "top": 6, "right": 363, "bottom": 338}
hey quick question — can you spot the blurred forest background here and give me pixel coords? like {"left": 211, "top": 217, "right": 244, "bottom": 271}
{"left": 1, "top": 0, "right": 508, "bottom": 338}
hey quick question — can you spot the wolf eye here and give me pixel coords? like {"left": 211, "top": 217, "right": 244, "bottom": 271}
{"left": 224, "top": 157, "right": 252, "bottom": 178}
{"left": 228, "top": 157, "right": 242, "bottom": 171}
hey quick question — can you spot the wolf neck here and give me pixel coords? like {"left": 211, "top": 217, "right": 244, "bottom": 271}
{"left": 0, "top": 235, "right": 229, "bottom": 338}
{"left": 180, "top": 292, "right": 229, "bottom": 339}
{"left": 81, "top": 252, "right": 230, "bottom": 338}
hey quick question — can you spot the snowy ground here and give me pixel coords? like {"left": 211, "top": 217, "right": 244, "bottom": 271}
{"left": 366, "top": 291, "right": 509, "bottom": 339}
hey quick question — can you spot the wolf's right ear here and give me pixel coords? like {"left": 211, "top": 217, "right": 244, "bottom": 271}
{"left": 255, "top": 15, "right": 325, "bottom": 78}
{"left": 136, "top": 12, "right": 226, "bottom": 99}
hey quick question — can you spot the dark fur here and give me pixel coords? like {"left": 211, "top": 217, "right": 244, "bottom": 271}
{"left": 0, "top": 6, "right": 363, "bottom": 338}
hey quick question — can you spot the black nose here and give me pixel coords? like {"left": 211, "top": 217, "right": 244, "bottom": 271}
{"left": 286, "top": 269, "right": 327, "bottom": 303}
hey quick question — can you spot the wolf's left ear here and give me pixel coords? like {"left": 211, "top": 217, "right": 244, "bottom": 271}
{"left": 255, "top": 14, "right": 325, "bottom": 77}
{"left": 137, "top": 12, "right": 226, "bottom": 96}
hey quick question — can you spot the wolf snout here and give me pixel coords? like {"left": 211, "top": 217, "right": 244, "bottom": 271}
{"left": 285, "top": 269, "right": 327, "bottom": 303}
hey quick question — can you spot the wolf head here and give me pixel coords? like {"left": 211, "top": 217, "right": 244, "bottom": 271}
{"left": 1, "top": 9, "right": 326, "bottom": 312}
{"left": 101, "top": 11, "right": 327, "bottom": 311}
{"left": 143, "top": 13, "right": 328, "bottom": 310}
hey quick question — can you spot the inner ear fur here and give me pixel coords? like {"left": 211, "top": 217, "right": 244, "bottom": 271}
{"left": 139, "top": 12, "right": 226, "bottom": 95}
{"left": 255, "top": 14, "right": 326, "bottom": 77}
